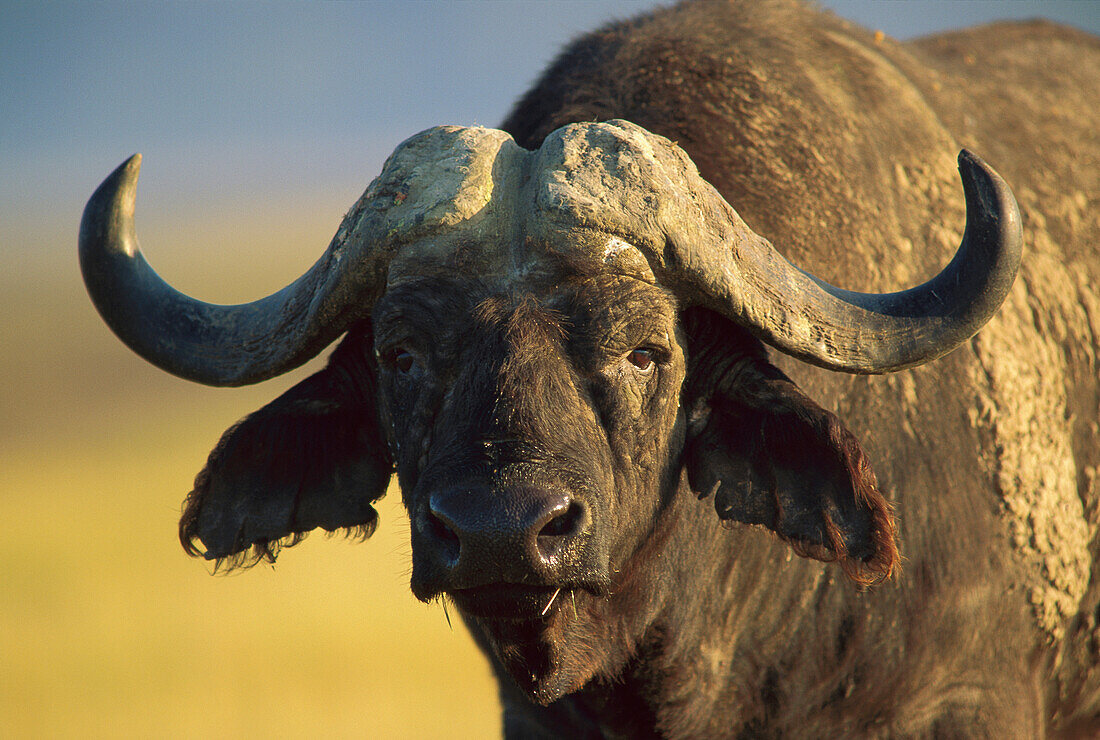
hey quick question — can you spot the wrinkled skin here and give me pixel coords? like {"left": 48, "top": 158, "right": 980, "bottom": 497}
{"left": 376, "top": 271, "right": 896, "bottom": 726}
{"left": 374, "top": 269, "right": 689, "bottom": 703}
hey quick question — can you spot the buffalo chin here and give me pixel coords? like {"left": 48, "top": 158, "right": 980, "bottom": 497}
{"left": 470, "top": 611, "right": 601, "bottom": 706}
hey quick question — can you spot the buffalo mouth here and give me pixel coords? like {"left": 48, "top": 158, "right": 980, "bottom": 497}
{"left": 449, "top": 583, "right": 574, "bottom": 620}
{"left": 454, "top": 583, "right": 607, "bottom": 705}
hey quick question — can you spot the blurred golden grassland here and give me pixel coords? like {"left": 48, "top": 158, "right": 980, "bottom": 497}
{"left": 1, "top": 203, "right": 500, "bottom": 737}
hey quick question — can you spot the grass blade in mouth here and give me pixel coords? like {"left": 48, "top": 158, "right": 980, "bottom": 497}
{"left": 540, "top": 588, "right": 562, "bottom": 617}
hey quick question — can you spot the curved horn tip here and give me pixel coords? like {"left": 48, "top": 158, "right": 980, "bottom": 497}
{"left": 956, "top": 148, "right": 999, "bottom": 194}
{"left": 99, "top": 153, "right": 142, "bottom": 196}
{"left": 957, "top": 148, "right": 982, "bottom": 170}
{"left": 80, "top": 153, "right": 144, "bottom": 256}
{"left": 120, "top": 153, "right": 142, "bottom": 185}
{"left": 956, "top": 148, "right": 1017, "bottom": 213}
{"left": 956, "top": 147, "right": 1023, "bottom": 243}
{"left": 110, "top": 152, "right": 143, "bottom": 204}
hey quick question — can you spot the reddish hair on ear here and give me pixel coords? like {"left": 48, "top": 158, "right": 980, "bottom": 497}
{"left": 682, "top": 308, "right": 898, "bottom": 585}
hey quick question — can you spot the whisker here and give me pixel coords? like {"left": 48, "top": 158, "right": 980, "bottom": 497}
{"left": 442, "top": 597, "right": 453, "bottom": 631}
{"left": 541, "top": 587, "right": 562, "bottom": 617}
{"left": 570, "top": 589, "right": 578, "bottom": 618}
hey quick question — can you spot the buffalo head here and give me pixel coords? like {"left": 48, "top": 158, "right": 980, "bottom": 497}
{"left": 80, "top": 120, "right": 1021, "bottom": 702}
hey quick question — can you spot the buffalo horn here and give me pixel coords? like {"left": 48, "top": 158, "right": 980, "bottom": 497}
{"left": 79, "top": 155, "right": 369, "bottom": 386}
{"left": 683, "top": 150, "right": 1022, "bottom": 373}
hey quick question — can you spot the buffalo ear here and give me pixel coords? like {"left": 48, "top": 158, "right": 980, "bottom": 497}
{"left": 179, "top": 327, "right": 393, "bottom": 569}
{"left": 682, "top": 310, "right": 898, "bottom": 585}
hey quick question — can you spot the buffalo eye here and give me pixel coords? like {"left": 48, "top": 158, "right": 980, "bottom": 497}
{"left": 627, "top": 348, "right": 655, "bottom": 372}
{"left": 385, "top": 347, "right": 415, "bottom": 374}
{"left": 395, "top": 349, "right": 415, "bottom": 374}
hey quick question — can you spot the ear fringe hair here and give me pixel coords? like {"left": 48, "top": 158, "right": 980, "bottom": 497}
{"left": 779, "top": 411, "right": 899, "bottom": 586}
{"left": 178, "top": 445, "right": 382, "bottom": 573}
{"left": 706, "top": 401, "right": 900, "bottom": 586}
{"left": 177, "top": 324, "right": 394, "bottom": 571}
{"left": 683, "top": 307, "right": 899, "bottom": 586}
{"left": 826, "top": 412, "right": 899, "bottom": 585}
{"left": 178, "top": 415, "right": 389, "bottom": 571}
{"left": 180, "top": 519, "right": 380, "bottom": 574}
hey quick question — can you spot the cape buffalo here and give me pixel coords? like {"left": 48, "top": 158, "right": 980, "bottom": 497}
{"left": 80, "top": 0, "right": 1099, "bottom": 736}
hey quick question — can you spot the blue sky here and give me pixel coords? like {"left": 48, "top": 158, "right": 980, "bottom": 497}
{"left": 3, "top": 1, "right": 1097, "bottom": 265}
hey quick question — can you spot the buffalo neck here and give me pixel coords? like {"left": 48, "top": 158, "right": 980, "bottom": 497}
{"left": 561, "top": 478, "right": 850, "bottom": 737}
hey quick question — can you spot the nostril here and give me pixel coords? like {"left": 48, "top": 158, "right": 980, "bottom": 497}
{"left": 539, "top": 500, "right": 584, "bottom": 539}
{"left": 427, "top": 508, "right": 461, "bottom": 562}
